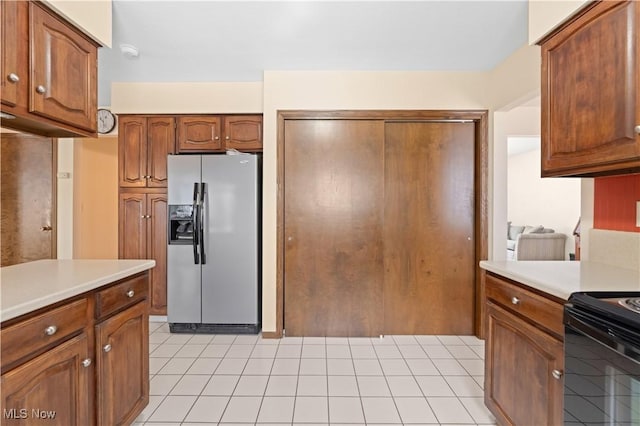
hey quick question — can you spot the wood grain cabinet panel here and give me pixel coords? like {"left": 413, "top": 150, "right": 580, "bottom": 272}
{"left": 485, "top": 302, "right": 564, "bottom": 426}
{"left": 1, "top": 333, "right": 91, "bottom": 426}
{"left": 118, "top": 193, "right": 167, "bottom": 315}
{"left": 0, "top": 0, "right": 27, "bottom": 108}
{"left": 484, "top": 272, "right": 565, "bottom": 426}
{"left": 0, "top": 1, "right": 98, "bottom": 137}
{"left": 29, "top": 2, "right": 97, "bottom": 132}
{"left": 96, "top": 301, "right": 149, "bottom": 426}
{"left": 119, "top": 116, "right": 175, "bottom": 188}
{"left": 177, "top": 116, "right": 222, "bottom": 152}
{"left": 224, "top": 115, "right": 263, "bottom": 151}
{"left": 541, "top": 0, "right": 640, "bottom": 176}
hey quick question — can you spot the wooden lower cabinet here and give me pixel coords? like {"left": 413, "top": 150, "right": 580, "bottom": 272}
{"left": 0, "top": 272, "right": 150, "bottom": 426}
{"left": 1, "top": 334, "right": 91, "bottom": 426}
{"left": 119, "top": 192, "right": 167, "bottom": 314}
{"left": 484, "top": 273, "right": 564, "bottom": 426}
{"left": 96, "top": 301, "right": 149, "bottom": 426}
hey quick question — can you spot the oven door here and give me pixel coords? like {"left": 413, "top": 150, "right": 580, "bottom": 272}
{"left": 564, "top": 305, "right": 640, "bottom": 425}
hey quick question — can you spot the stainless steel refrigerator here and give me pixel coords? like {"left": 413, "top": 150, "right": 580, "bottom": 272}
{"left": 167, "top": 154, "right": 260, "bottom": 333}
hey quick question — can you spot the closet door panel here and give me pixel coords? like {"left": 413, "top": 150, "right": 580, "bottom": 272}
{"left": 383, "top": 122, "right": 475, "bottom": 335}
{"left": 283, "top": 119, "right": 384, "bottom": 337}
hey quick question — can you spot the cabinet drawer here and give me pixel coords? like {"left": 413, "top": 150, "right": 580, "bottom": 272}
{"left": 95, "top": 274, "right": 148, "bottom": 320}
{"left": 486, "top": 274, "right": 564, "bottom": 337}
{"left": 1, "top": 298, "right": 88, "bottom": 370}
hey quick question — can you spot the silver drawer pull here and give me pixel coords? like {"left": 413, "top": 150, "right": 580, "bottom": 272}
{"left": 36, "top": 85, "right": 46, "bottom": 94}
{"left": 8, "top": 73, "right": 19, "bottom": 83}
{"left": 511, "top": 296, "right": 520, "bottom": 305}
{"left": 635, "top": 125, "right": 640, "bottom": 134}
{"left": 44, "top": 325, "right": 58, "bottom": 336}
{"left": 82, "top": 358, "right": 91, "bottom": 368}
{"left": 552, "top": 369, "right": 563, "bottom": 380}
{"left": 103, "top": 344, "right": 112, "bottom": 353}
{"left": 126, "top": 290, "right": 135, "bottom": 298}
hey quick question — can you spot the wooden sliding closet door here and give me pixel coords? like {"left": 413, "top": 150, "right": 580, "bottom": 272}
{"left": 283, "top": 120, "right": 384, "bottom": 336}
{"left": 383, "top": 122, "right": 475, "bottom": 335}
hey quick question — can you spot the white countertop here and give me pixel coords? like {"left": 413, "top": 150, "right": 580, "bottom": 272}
{"left": 0, "top": 259, "right": 156, "bottom": 322}
{"left": 480, "top": 260, "right": 640, "bottom": 300}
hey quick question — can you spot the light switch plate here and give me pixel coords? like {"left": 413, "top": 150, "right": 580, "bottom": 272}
{"left": 636, "top": 201, "right": 640, "bottom": 227}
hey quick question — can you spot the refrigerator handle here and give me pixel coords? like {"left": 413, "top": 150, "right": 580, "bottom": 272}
{"left": 199, "top": 182, "right": 207, "bottom": 264}
{"left": 192, "top": 182, "right": 200, "bottom": 264}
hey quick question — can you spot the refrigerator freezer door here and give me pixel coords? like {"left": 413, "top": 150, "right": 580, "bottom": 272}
{"left": 168, "top": 154, "right": 202, "bottom": 323}
{"left": 201, "top": 155, "right": 259, "bottom": 324}
{"left": 167, "top": 244, "right": 201, "bottom": 323}
{"left": 168, "top": 155, "right": 201, "bottom": 204}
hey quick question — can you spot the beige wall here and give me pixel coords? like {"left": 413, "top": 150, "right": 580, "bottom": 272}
{"left": 508, "top": 146, "right": 581, "bottom": 258}
{"left": 44, "top": 0, "right": 112, "bottom": 47}
{"left": 528, "top": 0, "right": 589, "bottom": 44}
{"left": 73, "top": 136, "right": 119, "bottom": 259}
{"left": 111, "top": 82, "right": 263, "bottom": 114}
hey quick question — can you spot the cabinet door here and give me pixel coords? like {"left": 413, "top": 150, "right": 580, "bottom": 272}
{"left": 96, "top": 301, "right": 149, "bottom": 426}
{"left": 29, "top": 3, "right": 97, "bottom": 132}
{"left": 485, "top": 302, "right": 563, "bottom": 426}
{"left": 1, "top": 334, "right": 91, "bottom": 426}
{"left": 224, "top": 115, "right": 263, "bottom": 151}
{"left": 177, "top": 116, "right": 222, "bottom": 152}
{"left": 119, "top": 116, "right": 148, "bottom": 187}
{"left": 119, "top": 193, "right": 147, "bottom": 259}
{"left": 1, "top": 1, "right": 27, "bottom": 108}
{"left": 541, "top": 0, "right": 640, "bottom": 176}
{"left": 147, "top": 117, "right": 175, "bottom": 188}
{"left": 147, "top": 193, "right": 167, "bottom": 315}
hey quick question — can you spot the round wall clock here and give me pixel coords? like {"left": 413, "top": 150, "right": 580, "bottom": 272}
{"left": 97, "top": 108, "right": 116, "bottom": 134}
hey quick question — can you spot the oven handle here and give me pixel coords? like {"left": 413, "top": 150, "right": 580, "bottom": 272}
{"left": 565, "top": 308, "right": 640, "bottom": 363}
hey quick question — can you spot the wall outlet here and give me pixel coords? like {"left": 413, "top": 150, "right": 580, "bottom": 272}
{"left": 637, "top": 201, "right": 640, "bottom": 228}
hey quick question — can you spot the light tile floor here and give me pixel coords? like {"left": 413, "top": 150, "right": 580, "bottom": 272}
{"left": 135, "top": 321, "right": 496, "bottom": 425}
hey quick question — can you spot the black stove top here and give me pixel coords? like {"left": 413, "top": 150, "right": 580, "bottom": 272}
{"left": 567, "top": 291, "right": 640, "bottom": 329}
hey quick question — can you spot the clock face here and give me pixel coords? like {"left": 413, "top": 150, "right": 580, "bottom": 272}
{"left": 97, "top": 109, "right": 116, "bottom": 134}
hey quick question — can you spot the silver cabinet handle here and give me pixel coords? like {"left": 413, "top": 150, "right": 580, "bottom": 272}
{"left": 44, "top": 325, "right": 57, "bottom": 336}
{"left": 103, "top": 344, "right": 112, "bottom": 353}
{"left": 82, "top": 358, "right": 92, "bottom": 368}
{"left": 126, "top": 290, "right": 135, "bottom": 298}
{"left": 8, "top": 73, "right": 19, "bottom": 83}
{"left": 225, "top": 135, "right": 230, "bottom": 140}
{"left": 635, "top": 125, "right": 640, "bottom": 134}
{"left": 214, "top": 136, "right": 220, "bottom": 140}
{"left": 511, "top": 296, "right": 520, "bottom": 305}
{"left": 552, "top": 369, "right": 563, "bottom": 380}
{"left": 36, "top": 85, "right": 46, "bottom": 94}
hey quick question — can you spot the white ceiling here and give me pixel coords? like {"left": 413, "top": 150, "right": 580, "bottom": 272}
{"left": 98, "top": 0, "right": 529, "bottom": 106}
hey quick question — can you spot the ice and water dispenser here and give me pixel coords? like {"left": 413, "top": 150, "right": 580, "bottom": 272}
{"left": 168, "top": 205, "right": 194, "bottom": 245}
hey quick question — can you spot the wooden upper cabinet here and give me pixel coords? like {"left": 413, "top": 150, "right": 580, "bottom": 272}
{"left": 224, "top": 115, "right": 263, "bottom": 151}
{"left": 177, "top": 116, "right": 222, "bottom": 152}
{"left": 119, "top": 116, "right": 174, "bottom": 188}
{"left": 119, "top": 116, "right": 147, "bottom": 187}
{"left": 29, "top": 2, "right": 97, "bottom": 132}
{"left": 541, "top": 0, "right": 640, "bottom": 176}
{"left": 176, "top": 115, "right": 263, "bottom": 153}
{"left": 147, "top": 117, "right": 175, "bottom": 187}
{"left": 1, "top": 1, "right": 27, "bottom": 108}
{"left": 0, "top": 1, "right": 98, "bottom": 137}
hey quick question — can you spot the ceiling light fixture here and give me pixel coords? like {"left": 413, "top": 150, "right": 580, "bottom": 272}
{"left": 119, "top": 44, "right": 140, "bottom": 59}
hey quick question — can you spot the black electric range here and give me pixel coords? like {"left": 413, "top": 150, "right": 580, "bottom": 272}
{"left": 564, "top": 292, "right": 640, "bottom": 425}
